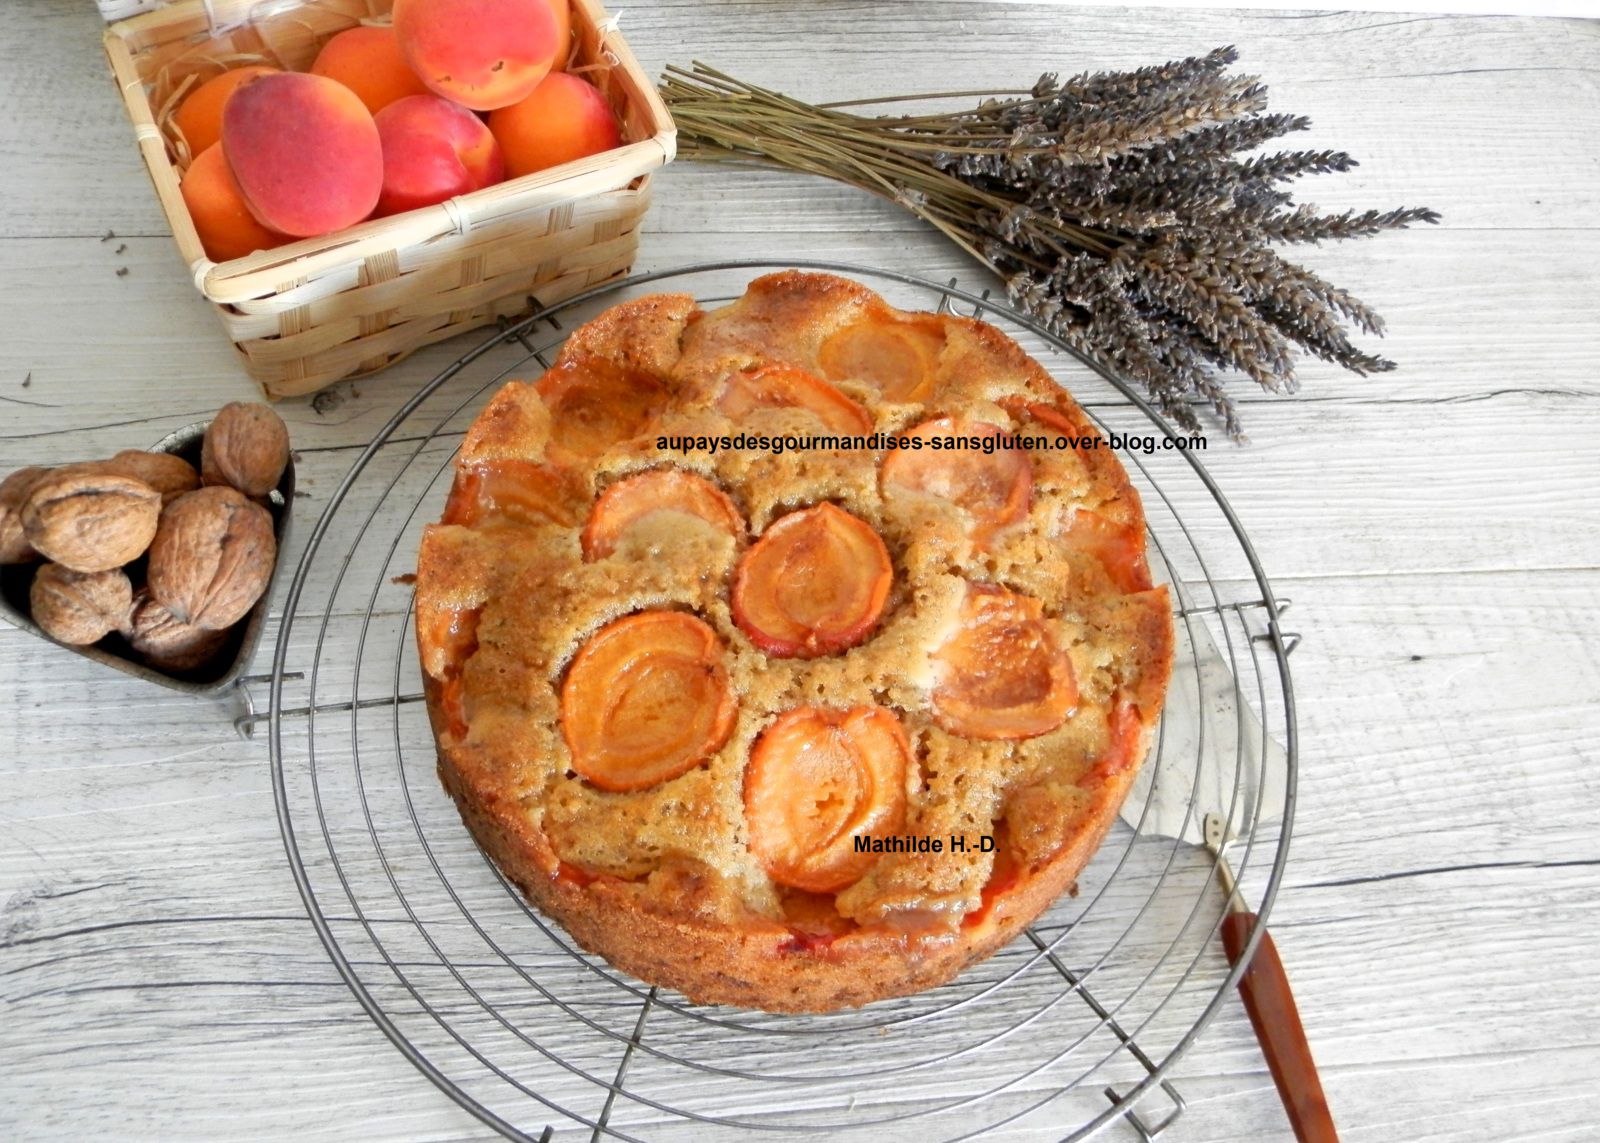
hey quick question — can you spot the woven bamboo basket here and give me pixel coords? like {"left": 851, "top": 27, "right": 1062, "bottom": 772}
{"left": 103, "top": 0, "right": 675, "bottom": 398}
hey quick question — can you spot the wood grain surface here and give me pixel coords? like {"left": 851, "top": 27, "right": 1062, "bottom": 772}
{"left": 3, "top": 2, "right": 1599, "bottom": 1141}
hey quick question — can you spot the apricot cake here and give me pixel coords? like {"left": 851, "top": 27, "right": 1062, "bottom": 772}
{"left": 415, "top": 271, "right": 1173, "bottom": 1012}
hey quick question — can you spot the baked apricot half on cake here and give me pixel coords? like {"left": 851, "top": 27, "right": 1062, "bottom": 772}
{"left": 416, "top": 271, "right": 1172, "bottom": 1012}
{"left": 881, "top": 418, "right": 1032, "bottom": 543}
{"left": 731, "top": 503, "right": 892, "bottom": 658}
{"left": 581, "top": 469, "right": 744, "bottom": 560}
{"left": 716, "top": 363, "right": 873, "bottom": 434}
{"left": 744, "top": 705, "right": 912, "bottom": 894}
{"left": 559, "top": 611, "right": 735, "bottom": 792}
{"left": 818, "top": 311, "right": 945, "bottom": 402}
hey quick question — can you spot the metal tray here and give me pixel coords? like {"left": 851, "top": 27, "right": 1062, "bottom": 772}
{"left": 0, "top": 420, "right": 293, "bottom": 695}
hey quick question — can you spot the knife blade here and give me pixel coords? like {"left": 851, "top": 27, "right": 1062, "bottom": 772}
{"left": 1118, "top": 585, "right": 1338, "bottom": 1143}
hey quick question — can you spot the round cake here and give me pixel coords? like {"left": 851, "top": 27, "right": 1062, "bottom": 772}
{"left": 415, "top": 270, "right": 1173, "bottom": 1012}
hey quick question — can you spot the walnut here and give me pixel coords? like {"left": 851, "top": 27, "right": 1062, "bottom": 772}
{"left": 29, "top": 563, "right": 134, "bottom": 645}
{"left": 202, "top": 402, "right": 290, "bottom": 498}
{"left": 102, "top": 450, "right": 201, "bottom": 504}
{"left": 146, "top": 486, "right": 276, "bottom": 630}
{"left": 20, "top": 465, "right": 162, "bottom": 573}
{"left": 0, "top": 466, "right": 51, "bottom": 564}
{"left": 126, "top": 589, "right": 232, "bottom": 673}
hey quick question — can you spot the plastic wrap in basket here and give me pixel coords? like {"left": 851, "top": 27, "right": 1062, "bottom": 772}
{"left": 103, "top": 0, "right": 675, "bottom": 398}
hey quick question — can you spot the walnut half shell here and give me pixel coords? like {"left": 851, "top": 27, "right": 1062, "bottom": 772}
{"left": 20, "top": 466, "right": 162, "bottom": 573}
{"left": 146, "top": 486, "right": 276, "bottom": 631}
{"left": 30, "top": 563, "right": 134, "bottom": 645}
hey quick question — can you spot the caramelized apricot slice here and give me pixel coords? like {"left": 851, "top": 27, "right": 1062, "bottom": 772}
{"left": 717, "top": 364, "right": 873, "bottom": 434}
{"left": 417, "top": 603, "right": 481, "bottom": 739}
{"left": 881, "top": 418, "right": 1032, "bottom": 542}
{"left": 560, "top": 611, "right": 736, "bottom": 792}
{"left": 581, "top": 469, "right": 744, "bottom": 560}
{"left": 818, "top": 316, "right": 944, "bottom": 402}
{"left": 932, "top": 584, "right": 1077, "bottom": 740}
{"left": 1065, "top": 508, "right": 1152, "bottom": 594}
{"left": 732, "top": 503, "right": 892, "bottom": 658}
{"left": 443, "top": 458, "right": 584, "bottom": 529}
{"left": 1082, "top": 696, "right": 1144, "bottom": 786}
{"left": 536, "top": 354, "right": 668, "bottom": 460}
{"left": 744, "top": 706, "right": 911, "bottom": 893}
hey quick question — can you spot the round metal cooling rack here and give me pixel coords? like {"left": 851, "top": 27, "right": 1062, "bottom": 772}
{"left": 268, "top": 260, "right": 1298, "bottom": 1142}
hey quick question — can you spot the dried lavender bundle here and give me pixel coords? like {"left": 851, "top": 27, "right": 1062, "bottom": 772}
{"left": 661, "top": 50, "right": 1439, "bottom": 437}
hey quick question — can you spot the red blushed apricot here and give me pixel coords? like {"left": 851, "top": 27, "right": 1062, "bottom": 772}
{"left": 536, "top": 355, "right": 668, "bottom": 461}
{"left": 442, "top": 458, "right": 585, "bottom": 529}
{"left": 932, "top": 583, "right": 1077, "bottom": 740}
{"left": 393, "top": 0, "right": 560, "bottom": 111}
{"left": 581, "top": 469, "right": 744, "bottom": 560}
{"left": 819, "top": 315, "right": 945, "bottom": 402}
{"left": 180, "top": 144, "right": 286, "bottom": 263}
{"left": 560, "top": 611, "right": 736, "bottom": 792}
{"left": 310, "top": 25, "right": 432, "bottom": 115}
{"left": 488, "top": 72, "right": 623, "bottom": 178}
{"left": 881, "top": 418, "right": 1031, "bottom": 543}
{"left": 374, "top": 95, "right": 506, "bottom": 217}
{"left": 172, "top": 65, "right": 278, "bottom": 158}
{"left": 221, "top": 72, "right": 382, "bottom": 238}
{"left": 716, "top": 365, "right": 873, "bottom": 435}
{"left": 744, "top": 706, "right": 911, "bottom": 893}
{"left": 1065, "top": 508, "right": 1152, "bottom": 594}
{"left": 732, "top": 504, "right": 892, "bottom": 659}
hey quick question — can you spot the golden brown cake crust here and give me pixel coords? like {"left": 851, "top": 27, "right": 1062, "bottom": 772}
{"left": 416, "top": 271, "right": 1174, "bottom": 1013}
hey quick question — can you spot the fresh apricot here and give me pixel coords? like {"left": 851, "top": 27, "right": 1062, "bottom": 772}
{"left": 581, "top": 469, "right": 744, "bottom": 560}
{"left": 374, "top": 94, "right": 506, "bottom": 217}
{"left": 731, "top": 503, "right": 892, "bottom": 659}
{"left": 716, "top": 364, "right": 873, "bottom": 435}
{"left": 221, "top": 72, "right": 382, "bottom": 238}
{"left": 536, "top": 354, "right": 668, "bottom": 461}
{"left": 309, "top": 25, "right": 432, "bottom": 115}
{"left": 171, "top": 65, "right": 278, "bottom": 159}
{"left": 1064, "top": 509, "right": 1152, "bottom": 594}
{"left": 744, "top": 706, "right": 911, "bottom": 893}
{"left": 488, "top": 72, "right": 623, "bottom": 178}
{"left": 819, "top": 315, "right": 945, "bottom": 402}
{"left": 393, "top": 0, "right": 560, "bottom": 111}
{"left": 443, "top": 458, "right": 585, "bottom": 529}
{"left": 932, "top": 583, "right": 1077, "bottom": 740}
{"left": 179, "top": 144, "right": 286, "bottom": 262}
{"left": 560, "top": 611, "right": 736, "bottom": 792}
{"left": 881, "top": 418, "right": 1032, "bottom": 542}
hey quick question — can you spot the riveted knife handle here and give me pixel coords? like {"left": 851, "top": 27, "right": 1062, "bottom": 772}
{"left": 1220, "top": 912, "right": 1340, "bottom": 1143}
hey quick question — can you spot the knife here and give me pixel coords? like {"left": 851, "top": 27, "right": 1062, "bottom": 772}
{"left": 1118, "top": 591, "right": 1339, "bottom": 1143}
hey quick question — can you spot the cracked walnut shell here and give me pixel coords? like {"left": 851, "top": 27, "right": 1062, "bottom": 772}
{"left": 147, "top": 486, "right": 276, "bottom": 631}
{"left": 30, "top": 563, "right": 134, "bottom": 645}
{"left": 0, "top": 466, "right": 51, "bottom": 564}
{"left": 20, "top": 466, "right": 162, "bottom": 573}
{"left": 201, "top": 402, "right": 290, "bottom": 498}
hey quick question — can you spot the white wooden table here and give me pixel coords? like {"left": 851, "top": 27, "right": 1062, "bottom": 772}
{"left": 3, "top": 3, "right": 1598, "bottom": 1140}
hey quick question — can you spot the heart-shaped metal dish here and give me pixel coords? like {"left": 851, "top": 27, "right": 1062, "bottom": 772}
{"left": 0, "top": 420, "right": 293, "bottom": 695}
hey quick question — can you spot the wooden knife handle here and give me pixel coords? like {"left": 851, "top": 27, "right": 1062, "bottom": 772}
{"left": 1220, "top": 911, "right": 1339, "bottom": 1143}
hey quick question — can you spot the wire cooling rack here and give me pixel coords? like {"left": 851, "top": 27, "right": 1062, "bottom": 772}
{"left": 265, "top": 261, "right": 1298, "bottom": 1142}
